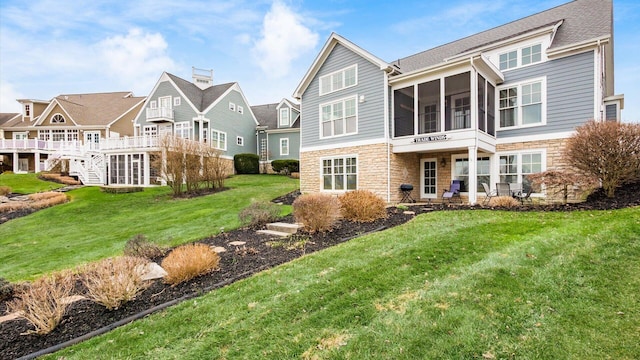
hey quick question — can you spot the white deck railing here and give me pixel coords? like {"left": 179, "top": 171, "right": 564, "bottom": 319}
{"left": 0, "top": 139, "right": 84, "bottom": 152}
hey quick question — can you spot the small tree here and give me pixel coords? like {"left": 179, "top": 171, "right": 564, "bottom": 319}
{"left": 527, "top": 170, "right": 596, "bottom": 204}
{"left": 565, "top": 120, "right": 640, "bottom": 197}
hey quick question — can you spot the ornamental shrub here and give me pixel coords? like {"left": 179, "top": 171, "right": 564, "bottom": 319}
{"left": 0, "top": 186, "right": 11, "bottom": 196}
{"left": 271, "top": 159, "right": 300, "bottom": 175}
{"left": 124, "top": 234, "right": 166, "bottom": 260}
{"left": 238, "top": 201, "right": 282, "bottom": 227}
{"left": 488, "top": 196, "right": 520, "bottom": 208}
{"left": 81, "top": 256, "right": 150, "bottom": 311}
{"left": 234, "top": 153, "right": 260, "bottom": 174}
{"left": 292, "top": 193, "right": 341, "bottom": 233}
{"left": 162, "top": 243, "right": 220, "bottom": 285}
{"left": 339, "top": 190, "right": 387, "bottom": 222}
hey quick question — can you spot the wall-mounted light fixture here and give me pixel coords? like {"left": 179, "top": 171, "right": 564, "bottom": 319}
{"left": 440, "top": 157, "right": 447, "bottom": 168}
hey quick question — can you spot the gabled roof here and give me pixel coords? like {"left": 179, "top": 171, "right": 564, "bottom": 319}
{"left": 252, "top": 99, "right": 301, "bottom": 130}
{"left": 391, "top": 0, "right": 612, "bottom": 73}
{"left": 33, "top": 92, "right": 146, "bottom": 127}
{"left": 277, "top": 98, "right": 300, "bottom": 111}
{"left": 293, "top": 32, "right": 393, "bottom": 99}
{"left": 165, "top": 73, "right": 234, "bottom": 112}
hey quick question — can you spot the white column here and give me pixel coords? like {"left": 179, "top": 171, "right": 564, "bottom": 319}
{"left": 34, "top": 152, "right": 40, "bottom": 173}
{"left": 143, "top": 152, "right": 150, "bottom": 186}
{"left": 467, "top": 146, "right": 478, "bottom": 205}
{"left": 13, "top": 152, "right": 18, "bottom": 172}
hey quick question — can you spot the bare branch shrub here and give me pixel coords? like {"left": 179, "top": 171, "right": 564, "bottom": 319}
{"left": 339, "top": 190, "right": 387, "bottom": 222}
{"left": 184, "top": 139, "right": 202, "bottom": 194}
{"left": 292, "top": 193, "right": 341, "bottom": 233}
{"left": 488, "top": 196, "right": 520, "bottom": 208}
{"left": 161, "top": 243, "right": 220, "bottom": 285}
{"left": 0, "top": 185, "right": 11, "bottom": 196}
{"left": 81, "top": 256, "right": 150, "bottom": 310}
{"left": 201, "top": 145, "right": 227, "bottom": 190}
{"left": 123, "top": 234, "right": 166, "bottom": 260}
{"left": 7, "top": 271, "right": 76, "bottom": 335}
{"left": 527, "top": 170, "right": 598, "bottom": 204}
{"left": 565, "top": 120, "right": 640, "bottom": 197}
{"left": 157, "top": 135, "right": 186, "bottom": 196}
{"left": 238, "top": 201, "right": 282, "bottom": 227}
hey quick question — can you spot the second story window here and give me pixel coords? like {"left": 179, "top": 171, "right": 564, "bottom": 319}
{"left": 174, "top": 122, "right": 191, "bottom": 139}
{"left": 229, "top": 102, "right": 236, "bottom": 112}
{"left": 319, "top": 65, "right": 357, "bottom": 95}
{"left": 498, "top": 78, "right": 545, "bottom": 129}
{"left": 173, "top": 97, "right": 181, "bottom": 106}
{"left": 51, "top": 114, "right": 66, "bottom": 124}
{"left": 522, "top": 44, "right": 542, "bottom": 66}
{"left": 279, "top": 107, "right": 289, "bottom": 127}
{"left": 499, "top": 43, "right": 543, "bottom": 71}
{"left": 320, "top": 97, "right": 357, "bottom": 138}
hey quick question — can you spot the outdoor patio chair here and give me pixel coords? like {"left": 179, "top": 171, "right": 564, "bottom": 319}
{"left": 510, "top": 183, "right": 523, "bottom": 197}
{"left": 442, "top": 180, "right": 461, "bottom": 203}
{"left": 514, "top": 186, "right": 534, "bottom": 204}
{"left": 496, "top": 182, "right": 511, "bottom": 197}
{"left": 481, "top": 182, "right": 496, "bottom": 205}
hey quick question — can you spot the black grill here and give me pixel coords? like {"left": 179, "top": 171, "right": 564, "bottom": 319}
{"left": 400, "top": 184, "right": 413, "bottom": 191}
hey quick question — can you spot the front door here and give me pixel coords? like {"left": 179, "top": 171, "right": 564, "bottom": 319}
{"left": 421, "top": 158, "right": 437, "bottom": 199}
{"left": 84, "top": 131, "right": 100, "bottom": 151}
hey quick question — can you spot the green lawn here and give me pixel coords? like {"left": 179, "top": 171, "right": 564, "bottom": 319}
{"left": 0, "top": 172, "right": 65, "bottom": 194}
{"left": 43, "top": 207, "right": 640, "bottom": 360}
{"left": 0, "top": 175, "right": 299, "bottom": 281}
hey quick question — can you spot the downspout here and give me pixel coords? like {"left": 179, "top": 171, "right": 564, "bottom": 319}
{"left": 383, "top": 68, "right": 391, "bottom": 203}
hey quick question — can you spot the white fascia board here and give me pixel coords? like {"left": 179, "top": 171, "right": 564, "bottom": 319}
{"left": 546, "top": 35, "right": 610, "bottom": 58}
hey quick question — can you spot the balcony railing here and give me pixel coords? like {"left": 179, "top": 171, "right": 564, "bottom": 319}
{"left": 146, "top": 107, "right": 174, "bottom": 121}
{"left": 0, "top": 139, "right": 84, "bottom": 152}
{"left": 100, "top": 136, "right": 159, "bottom": 150}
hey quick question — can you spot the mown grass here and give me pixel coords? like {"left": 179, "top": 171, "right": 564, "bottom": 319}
{"left": 0, "top": 175, "right": 298, "bottom": 281}
{"left": 0, "top": 173, "right": 65, "bottom": 194}
{"left": 43, "top": 208, "right": 640, "bottom": 359}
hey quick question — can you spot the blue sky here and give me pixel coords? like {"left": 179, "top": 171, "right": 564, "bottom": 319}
{"left": 1, "top": 0, "right": 638, "bottom": 122}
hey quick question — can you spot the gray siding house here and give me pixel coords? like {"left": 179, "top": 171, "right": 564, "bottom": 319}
{"left": 294, "top": 0, "right": 624, "bottom": 204}
{"left": 252, "top": 98, "right": 300, "bottom": 168}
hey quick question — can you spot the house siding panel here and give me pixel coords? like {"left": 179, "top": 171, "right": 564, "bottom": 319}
{"left": 498, "top": 50, "right": 595, "bottom": 138}
{"left": 301, "top": 43, "right": 386, "bottom": 149}
{"left": 268, "top": 132, "right": 300, "bottom": 161}
{"left": 206, "top": 89, "right": 257, "bottom": 157}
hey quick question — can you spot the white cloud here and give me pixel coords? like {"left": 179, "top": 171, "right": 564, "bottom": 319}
{"left": 97, "top": 28, "right": 177, "bottom": 95}
{"left": 252, "top": 1, "right": 319, "bottom": 78}
{"left": 0, "top": 80, "right": 25, "bottom": 113}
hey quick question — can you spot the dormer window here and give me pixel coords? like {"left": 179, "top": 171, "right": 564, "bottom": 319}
{"left": 51, "top": 114, "right": 66, "bottom": 124}
{"left": 499, "top": 43, "right": 543, "bottom": 71}
{"left": 24, "top": 104, "right": 31, "bottom": 117}
{"left": 279, "top": 108, "right": 290, "bottom": 127}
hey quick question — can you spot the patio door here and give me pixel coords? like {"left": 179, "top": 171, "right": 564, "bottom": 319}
{"left": 84, "top": 131, "right": 100, "bottom": 151}
{"left": 420, "top": 158, "right": 437, "bottom": 199}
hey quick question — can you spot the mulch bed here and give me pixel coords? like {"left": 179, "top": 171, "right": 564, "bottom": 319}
{"left": 1, "top": 184, "right": 639, "bottom": 359}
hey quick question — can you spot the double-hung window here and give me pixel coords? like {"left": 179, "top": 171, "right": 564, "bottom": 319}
{"left": 174, "top": 122, "right": 191, "bottom": 139}
{"left": 499, "top": 151, "right": 544, "bottom": 191}
{"left": 320, "top": 97, "right": 357, "bottom": 138}
{"left": 279, "top": 108, "right": 289, "bottom": 127}
{"left": 280, "top": 138, "right": 289, "bottom": 156}
{"left": 211, "top": 129, "right": 227, "bottom": 150}
{"left": 322, "top": 156, "right": 357, "bottom": 191}
{"left": 319, "top": 65, "right": 357, "bottom": 95}
{"left": 498, "top": 78, "right": 545, "bottom": 128}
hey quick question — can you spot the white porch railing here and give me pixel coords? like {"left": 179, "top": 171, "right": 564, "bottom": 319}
{"left": 0, "top": 139, "right": 84, "bottom": 152}
{"left": 100, "top": 136, "right": 159, "bottom": 150}
{"left": 146, "top": 107, "right": 174, "bottom": 121}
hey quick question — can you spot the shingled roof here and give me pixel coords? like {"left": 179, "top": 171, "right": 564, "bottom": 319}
{"left": 0, "top": 113, "right": 20, "bottom": 126}
{"left": 251, "top": 102, "right": 300, "bottom": 129}
{"left": 165, "top": 73, "right": 234, "bottom": 112}
{"left": 52, "top": 92, "right": 146, "bottom": 126}
{"left": 392, "top": 0, "right": 612, "bottom": 73}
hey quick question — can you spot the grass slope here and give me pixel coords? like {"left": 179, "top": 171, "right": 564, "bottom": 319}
{"left": 44, "top": 208, "right": 640, "bottom": 359}
{"left": 0, "top": 173, "right": 65, "bottom": 194}
{"left": 0, "top": 175, "right": 298, "bottom": 281}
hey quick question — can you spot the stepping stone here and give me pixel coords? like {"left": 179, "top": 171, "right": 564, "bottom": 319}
{"left": 136, "top": 262, "right": 168, "bottom": 281}
{"left": 266, "top": 222, "right": 302, "bottom": 234}
{"left": 212, "top": 246, "right": 227, "bottom": 253}
{"left": 256, "top": 229, "right": 291, "bottom": 237}
{"left": 228, "top": 241, "right": 246, "bottom": 246}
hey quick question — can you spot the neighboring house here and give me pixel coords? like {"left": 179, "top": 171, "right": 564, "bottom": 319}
{"left": 128, "top": 68, "right": 260, "bottom": 185}
{"left": 252, "top": 98, "right": 300, "bottom": 168}
{"left": 0, "top": 92, "right": 145, "bottom": 182}
{"left": 293, "top": 0, "right": 624, "bottom": 204}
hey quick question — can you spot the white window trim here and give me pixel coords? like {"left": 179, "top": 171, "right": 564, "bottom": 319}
{"left": 450, "top": 153, "right": 492, "bottom": 194}
{"left": 495, "top": 148, "right": 547, "bottom": 195}
{"left": 50, "top": 113, "right": 66, "bottom": 124}
{"left": 173, "top": 97, "right": 181, "bottom": 106}
{"left": 320, "top": 154, "right": 358, "bottom": 193}
{"left": 236, "top": 136, "right": 244, "bottom": 146}
{"left": 497, "top": 77, "right": 547, "bottom": 130}
{"left": 319, "top": 64, "right": 358, "bottom": 96}
{"left": 159, "top": 96, "right": 172, "bottom": 109}
{"left": 13, "top": 131, "right": 28, "bottom": 140}
{"left": 280, "top": 138, "right": 289, "bottom": 156}
{"left": 211, "top": 129, "right": 227, "bottom": 151}
{"left": 150, "top": 100, "right": 157, "bottom": 109}
{"left": 318, "top": 95, "right": 359, "bottom": 139}
{"left": 279, "top": 107, "right": 290, "bottom": 127}
{"left": 143, "top": 125, "right": 157, "bottom": 137}
{"left": 238, "top": 105, "right": 244, "bottom": 114}
{"left": 497, "top": 42, "right": 545, "bottom": 71}
{"left": 229, "top": 102, "right": 236, "bottom": 111}
{"left": 174, "top": 121, "right": 191, "bottom": 139}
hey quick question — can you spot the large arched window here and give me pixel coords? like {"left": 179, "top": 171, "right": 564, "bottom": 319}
{"left": 51, "top": 114, "right": 66, "bottom": 123}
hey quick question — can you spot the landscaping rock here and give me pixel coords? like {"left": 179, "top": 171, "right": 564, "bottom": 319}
{"left": 212, "top": 246, "right": 227, "bottom": 253}
{"left": 137, "top": 262, "right": 168, "bottom": 281}
{"left": 228, "top": 241, "right": 246, "bottom": 246}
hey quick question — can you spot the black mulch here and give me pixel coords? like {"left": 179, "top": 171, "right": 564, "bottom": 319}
{"left": 2, "top": 184, "right": 640, "bottom": 359}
